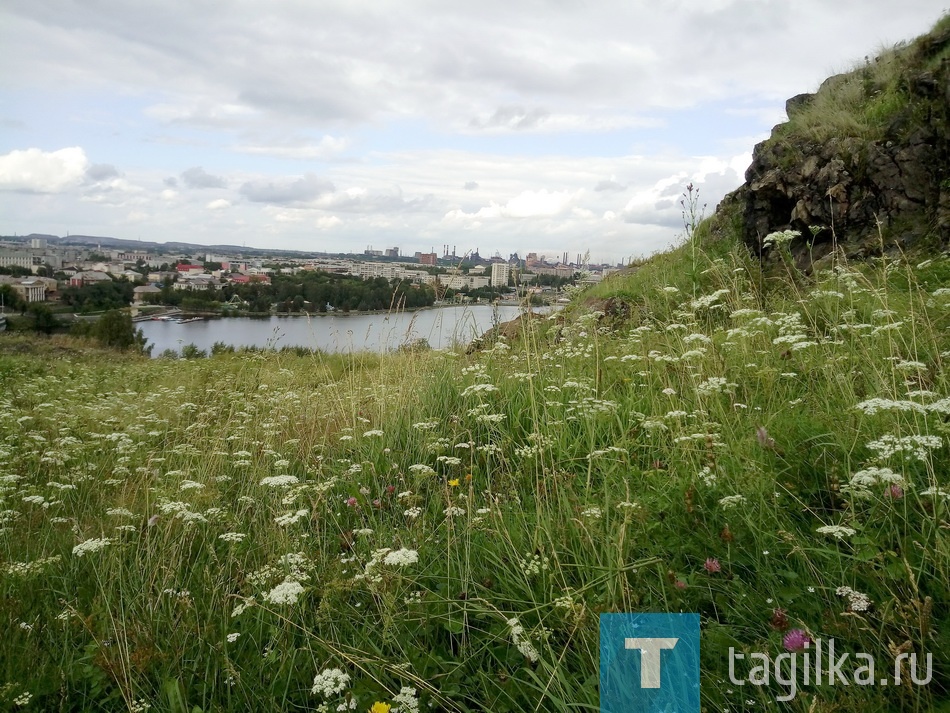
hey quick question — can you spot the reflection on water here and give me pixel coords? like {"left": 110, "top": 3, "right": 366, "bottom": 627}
{"left": 137, "top": 304, "right": 530, "bottom": 356}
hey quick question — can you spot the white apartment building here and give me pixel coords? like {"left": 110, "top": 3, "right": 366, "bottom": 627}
{"left": 491, "top": 262, "right": 511, "bottom": 288}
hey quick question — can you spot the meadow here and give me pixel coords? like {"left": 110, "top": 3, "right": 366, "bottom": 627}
{"left": 1, "top": 232, "right": 948, "bottom": 711}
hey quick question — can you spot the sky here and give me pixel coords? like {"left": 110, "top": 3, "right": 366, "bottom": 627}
{"left": 0, "top": 1, "right": 944, "bottom": 264}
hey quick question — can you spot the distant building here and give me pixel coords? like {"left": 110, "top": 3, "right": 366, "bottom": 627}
{"left": 491, "top": 262, "right": 511, "bottom": 288}
{"left": 6, "top": 277, "right": 47, "bottom": 303}
{"left": 69, "top": 271, "right": 112, "bottom": 287}
{"left": 133, "top": 285, "right": 162, "bottom": 304}
{"left": 444, "top": 274, "right": 490, "bottom": 290}
{"left": 385, "top": 247, "right": 400, "bottom": 258}
{"left": 31, "top": 238, "right": 48, "bottom": 250}
{"left": 0, "top": 251, "right": 32, "bottom": 270}
{"left": 418, "top": 252, "right": 438, "bottom": 266}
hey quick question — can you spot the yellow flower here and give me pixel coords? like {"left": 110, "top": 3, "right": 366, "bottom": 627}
{"left": 370, "top": 703, "right": 391, "bottom": 713}
{"left": 448, "top": 478, "right": 460, "bottom": 487}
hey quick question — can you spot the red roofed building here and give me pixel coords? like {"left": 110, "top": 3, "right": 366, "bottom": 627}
{"left": 228, "top": 274, "right": 271, "bottom": 285}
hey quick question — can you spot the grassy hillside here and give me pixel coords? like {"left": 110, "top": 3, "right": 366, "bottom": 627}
{"left": 1, "top": 225, "right": 948, "bottom": 711}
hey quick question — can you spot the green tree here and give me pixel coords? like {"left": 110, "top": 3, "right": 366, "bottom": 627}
{"left": 0, "top": 284, "right": 24, "bottom": 312}
{"left": 91, "top": 310, "right": 152, "bottom": 354}
{"left": 27, "top": 303, "right": 59, "bottom": 334}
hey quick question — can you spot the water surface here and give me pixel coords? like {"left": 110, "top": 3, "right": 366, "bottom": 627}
{"left": 137, "top": 304, "right": 527, "bottom": 356}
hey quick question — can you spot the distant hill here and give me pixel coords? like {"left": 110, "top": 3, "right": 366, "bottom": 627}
{"left": 3, "top": 233, "right": 333, "bottom": 259}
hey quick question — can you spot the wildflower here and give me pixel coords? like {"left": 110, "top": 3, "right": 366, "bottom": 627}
{"left": 263, "top": 579, "right": 304, "bottom": 605}
{"left": 392, "top": 687, "right": 419, "bottom": 713}
{"left": 783, "top": 629, "right": 810, "bottom": 652}
{"left": 73, "top": 538, "right": 112, "bottom": 557}
{"left": 756, "top": 426, "right": 776, "bottom": 450}
{"left": 507, "top": 617, "right": 539, "bottom": 663}
{"left": 769, "top": 608, "right": 789, "bottom": 631}
{"left": 718, "top": 495, "right": 746, "bottom": 509}
{"left": 370, "top": 704, "right": 391, "bottom": 713}
{"left": 311, "top": 668, "right": 350, "bottom": 697}
{"left": 703, "top": 558, "right": 721, "bottom": 574}
{"left": 382, "top": 548, "right": 419, "bottom": 567}
{"left": 885, "top": 484, "right": 904, "bottom": 500}
{"left": 260, "top": 475, "right": 299, "bottom": 487}
{"left": 763, "top": 229, "right": 800, "bottom": 248}
{"left": 447, "top": 479, "right": 460, "bottom": 487}
{"left": 816, "top": 525, "right": 856, "bottom": 540}
{"left": 227, "top": 632, "right": 241, "bottom": 643}
{"left": 274, "top": 509, "right": 309, "bottom": 526}
{"left": 836, "top": 586, "right": 871, "bottom": 612}
{"left": 13, "top": 692, "right": 32, "bottom": 706}
{"left": 345, "top": 497, "right": 358, "bottom": 507}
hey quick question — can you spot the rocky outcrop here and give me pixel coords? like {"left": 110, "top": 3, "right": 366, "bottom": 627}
{"left": 720, "top": 21, "right": 950, "bottom": 264}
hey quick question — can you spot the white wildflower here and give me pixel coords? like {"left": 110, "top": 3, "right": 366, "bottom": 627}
{"left": 73, "top": 538, "right": 112, "bottom": 557}
{"left": 263, "top": 579, "right": 305, "bottom": 605}
{"left": 383, "top": 548, "right": 419, "bottom": 567}
{"left": 816, "top": 525, "right": 856, "bottom": 539}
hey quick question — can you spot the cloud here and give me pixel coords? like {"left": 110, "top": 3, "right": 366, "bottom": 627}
{"left": 470, "top": 106, "right": 550, "bottom": 131}
{"left": 239, "top": 173, "right": 335, "bottom": 204}
{"left": 313, "top": 186, "right": 438, "bottom": 214}
{"left": 85, "top": 163, "right": 120, "bottom": 182}
{"left": 504, "top": 189, "right": 578, "bottom": 218}
{"left": 463, "top": 181, "right": 479, "bottom": 190}
{"left": 234, "top": 134, "right": 349, "bottom": 160}
{"left": 206, "top": 199, "right": 231, "bottom": 210}
{"left": 444, "top": 188, "right": 580, "bottom": 223}
{"left": 181, "top": 166, "right": 227, "bottom": 189}
{"left": 0, "top": 147, "right": 89, "bottom": 193}
{"left": 594, "top": 179, "right": 626, "bottom": 192}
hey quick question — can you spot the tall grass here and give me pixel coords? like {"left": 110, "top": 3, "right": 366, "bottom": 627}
{"left": 1, "top": 237, "right": 948, "bottom": 711}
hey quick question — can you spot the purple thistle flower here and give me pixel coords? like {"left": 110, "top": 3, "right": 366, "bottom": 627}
{"left": 703, "top": 557, "right": 721, "bottom": 574}
{"left": 783, "top": 629, "right": 810, "bottom": 652}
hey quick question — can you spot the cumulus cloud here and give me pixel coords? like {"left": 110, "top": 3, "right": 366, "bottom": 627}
{"left": 181, "top": 166, "right": 227, "bottom": 189}
{"left": 239, "top": 173, "right": 335, "bottom": 204}
{"left": 444, "top": 188, "right": 580, "bottom": 224}
{"left": 314, "top": 186, "right": 438, "bottom": 214}
{"left": 0, "top": 147, "right": 89, "bottom": 193}
{"left": 206, "top": 199, "right": 231, "bottom": 210}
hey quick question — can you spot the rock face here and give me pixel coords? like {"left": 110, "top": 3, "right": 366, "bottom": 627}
{"left": 720, "top": 22, "right": 950, "bottom": 263}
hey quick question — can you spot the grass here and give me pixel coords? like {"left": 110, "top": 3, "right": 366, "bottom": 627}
{"left": 776, "top": 12, "right": 948, "bottom": 144}
{"left": 1, "top": 232, "right": 949, "bottom": 712}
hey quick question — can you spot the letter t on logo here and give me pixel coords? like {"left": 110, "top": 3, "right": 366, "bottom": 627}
{"left": 625, "top": 638, "right": 679, "bottom": 688}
